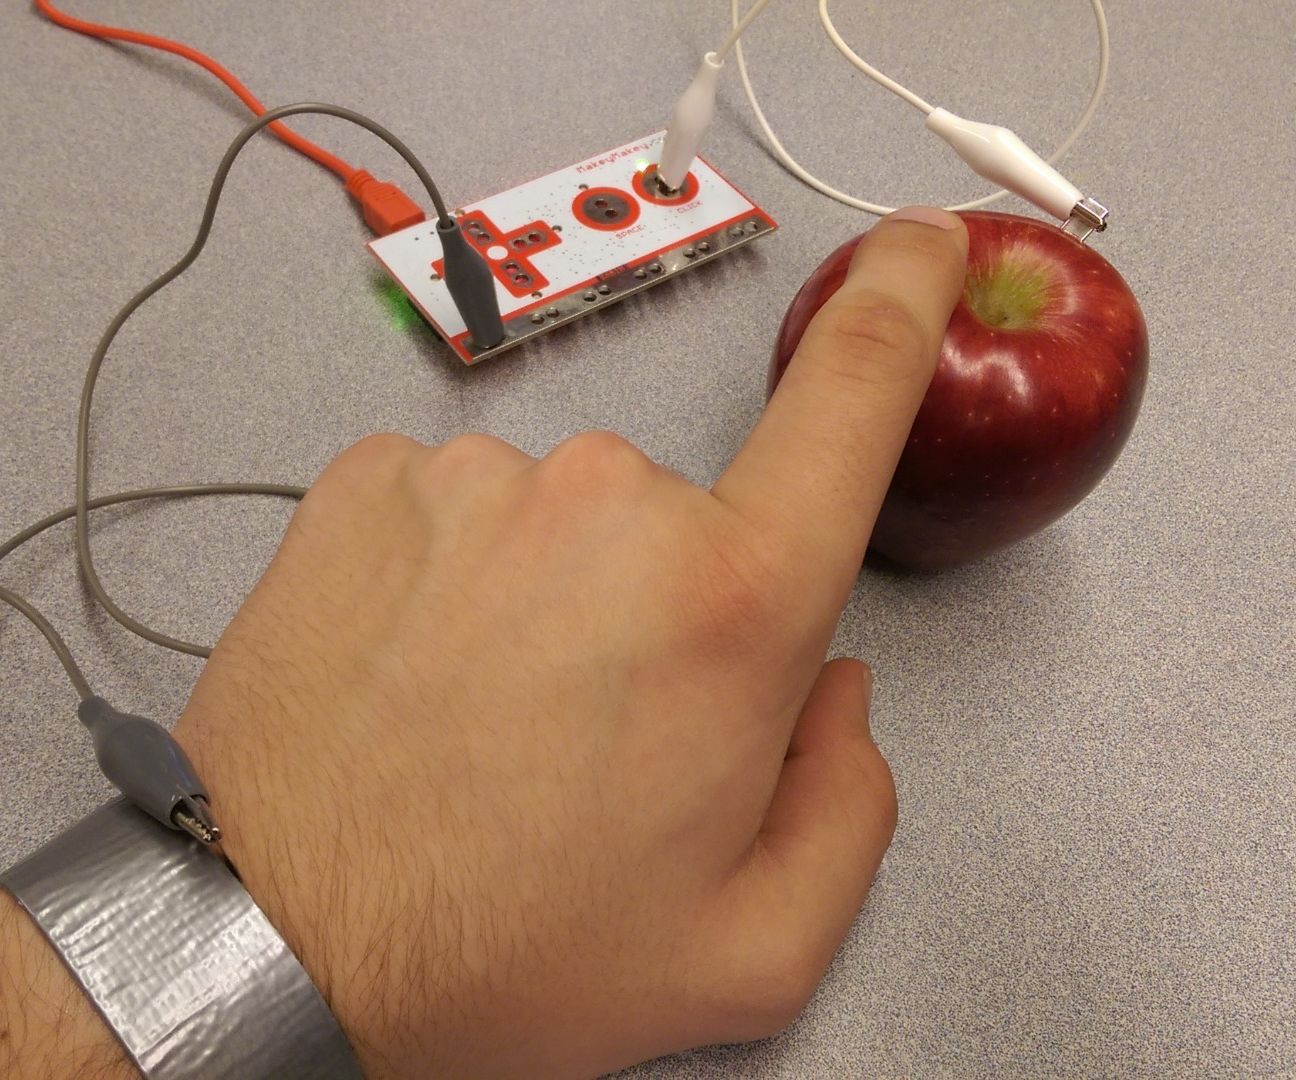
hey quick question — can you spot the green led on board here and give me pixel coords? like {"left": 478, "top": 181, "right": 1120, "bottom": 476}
{"left": 374, "top": 278, "right": 423, "bottom": 332}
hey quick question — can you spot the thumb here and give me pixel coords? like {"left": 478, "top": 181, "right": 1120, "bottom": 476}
{"left": 757, "top": 657, "right": 896, "bottom": 912}
{"left": 716, "top": 659, "right": 897, "bottom": 1031}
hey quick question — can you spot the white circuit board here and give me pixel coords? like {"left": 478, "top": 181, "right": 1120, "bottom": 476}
{"left": 368, "top": 131, "right": 776, "bottom": 363}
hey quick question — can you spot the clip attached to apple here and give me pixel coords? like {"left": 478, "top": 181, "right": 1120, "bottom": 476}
{"left": 1061, "top": 196, "right": 1110, "bottom": 242}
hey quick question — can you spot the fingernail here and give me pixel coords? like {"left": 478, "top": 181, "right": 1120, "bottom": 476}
{"left": 859, "top": 661, "right": 874, "bottom": 705}
{"left": 887, "top": 205, "right": 962, "bottom": 230}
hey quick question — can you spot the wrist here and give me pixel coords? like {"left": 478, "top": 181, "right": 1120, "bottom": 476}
{"left": 174, "top": 710, "right": 402, "bottom": 1076}
{"left": 3, "top": 798, "right": 361, "bottom": 1079}
{"left": 1, "top": 886, "right": 135, "bottom": 1080}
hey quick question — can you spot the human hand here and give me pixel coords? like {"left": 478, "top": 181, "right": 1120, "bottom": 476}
{"left": 174, "top": 206, "right": 969, "bottom": 1078}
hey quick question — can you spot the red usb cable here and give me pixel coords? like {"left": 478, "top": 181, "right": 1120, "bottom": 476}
{"left": 34, "top": 0, "right": 426, "bottom": 235}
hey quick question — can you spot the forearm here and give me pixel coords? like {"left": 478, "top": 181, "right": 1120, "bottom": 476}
{"left": 0, "top": 887, "right": 135, "bottom": 1080}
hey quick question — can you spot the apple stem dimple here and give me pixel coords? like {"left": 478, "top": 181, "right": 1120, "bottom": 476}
{"left": 964, "top": 258, "right": 1056, "bottom": 331}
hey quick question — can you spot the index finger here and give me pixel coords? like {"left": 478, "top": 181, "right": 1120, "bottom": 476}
{"left": 713, "top": 206, "right": 968, "bottom": 595}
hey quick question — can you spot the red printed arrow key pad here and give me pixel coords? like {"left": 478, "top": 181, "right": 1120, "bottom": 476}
{"left": 433, "top": 212, "right": 562, "bottom": 299}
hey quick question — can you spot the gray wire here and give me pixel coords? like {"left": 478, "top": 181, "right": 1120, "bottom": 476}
{"left": 0, "top": 585, "right": 95, "bottom": 701}
{"left": 0, "top": 483, "right": 306, "bottom": 565}
{"left": 0, "top": 485, "right": 305, "bottom": 698}
{"left": 71, "top": 103, "right": 451, "bottom": 658}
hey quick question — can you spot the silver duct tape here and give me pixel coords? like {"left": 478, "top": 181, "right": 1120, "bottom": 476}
{"left": 2, "top": 798, "right": 362, "bottom": 1080}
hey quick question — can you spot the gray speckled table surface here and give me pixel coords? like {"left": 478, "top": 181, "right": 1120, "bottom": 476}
{"left": 2, "top": 2, "right": 1293, "bottom": 1076}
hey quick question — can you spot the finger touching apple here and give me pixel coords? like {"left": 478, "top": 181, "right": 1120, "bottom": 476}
{"left": 768, "top": 210, "right": 1149, "bottom": 570}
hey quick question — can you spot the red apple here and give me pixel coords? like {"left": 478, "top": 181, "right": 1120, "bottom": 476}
{"left": 768, "top": 211, "right": 1148, "bottom": 570}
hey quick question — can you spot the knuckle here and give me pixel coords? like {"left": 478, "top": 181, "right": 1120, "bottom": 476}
{"left": 337, "top": 432, "right": 422, "bottom": 469}
{"left": 316, "top": 432, "right": 422, "bottom": 495}
{"left": 540, "top": 430, "right": 654, "bottom": 494}
{"left": 811, "top": 290, "right": 930, "bottom": 383}
{"left": 550, "top": 429, "right": 641, "bottom": 466}
{"left": 432, "top": 432, "right": 517, "bottom": 471}
{"left": 402, "top": 434, "right": 523, "bottom": 500}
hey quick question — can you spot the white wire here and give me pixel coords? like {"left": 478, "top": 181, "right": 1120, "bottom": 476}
{"left": 816, "top": 0, "right": 935, "bottom": 116}
{"left": 717, "top": 0, "right": 777, "bottom": 60}
{"left": 728, "top": 0, "right": 1110, "bottom": 215}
